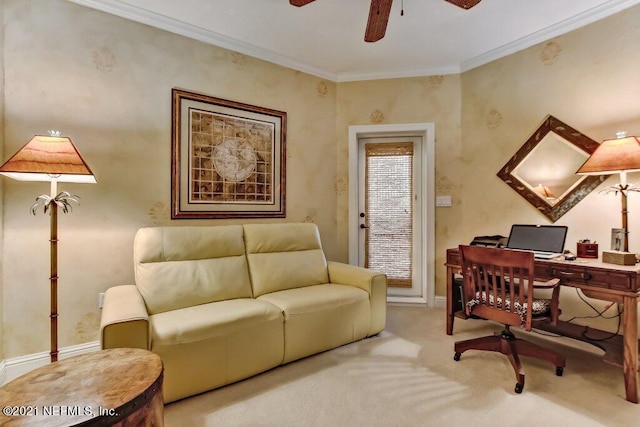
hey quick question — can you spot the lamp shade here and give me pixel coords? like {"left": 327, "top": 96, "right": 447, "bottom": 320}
{"left": 576, "top": 134, "right": 640, "bottom": 175}
{"left": 0, "top": 135, "right": 96, "bottom": 183}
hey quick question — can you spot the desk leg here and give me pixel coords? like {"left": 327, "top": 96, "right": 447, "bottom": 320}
{"left": 446, "top": 265, "right": 454, "bottom": 335}
{"left": 623, "top": 294, "right": 638, "bottom": 403}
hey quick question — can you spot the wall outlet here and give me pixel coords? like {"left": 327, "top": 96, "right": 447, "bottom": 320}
{"left": 98, "top": 292, "right": 105, "bottom": 309}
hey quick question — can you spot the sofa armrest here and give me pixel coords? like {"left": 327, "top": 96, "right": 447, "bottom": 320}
{"left": 100, "top": 285, "right": 150, "bottom": 350}
{"left": 327, "top": 261, "right": 387, "bottom": 335}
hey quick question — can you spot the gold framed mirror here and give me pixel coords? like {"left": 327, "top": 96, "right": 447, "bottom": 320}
{"left": 497, "top": 115, "right": 608, "bottom": 222}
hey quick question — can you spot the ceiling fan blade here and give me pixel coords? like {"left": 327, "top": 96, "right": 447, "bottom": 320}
{"left": 364, "top": 0, "right": 393, "bottom": 43}
{"left": 289, "top": 0, "right": 316, "bottom": 6}
{"left": 445, "top": 0, "right": 481, "bottom": 9}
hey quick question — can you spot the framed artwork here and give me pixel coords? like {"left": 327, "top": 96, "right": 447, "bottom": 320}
{"left": 171, "top": 88, "right": 286, "bottom": 219}
{"left": 611, "top": 228, "right": 625, "bottom": 252}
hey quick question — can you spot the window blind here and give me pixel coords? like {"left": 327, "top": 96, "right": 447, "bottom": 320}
{"left": 365, "top": 142, "right": 413, "bottom": 288}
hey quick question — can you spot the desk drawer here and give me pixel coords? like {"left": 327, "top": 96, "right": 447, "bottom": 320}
{"left": 446, "top": 249, "right": 460, "bottom": 266}
{"left": 540, "top": 264, "right": 637, "bottom": 292}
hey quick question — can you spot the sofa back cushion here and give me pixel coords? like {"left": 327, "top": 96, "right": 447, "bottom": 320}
{"left": 134, "top": 226, "right": 252, "bottom": 315}
{"left": 244, "top": 223, "right": 329, "bottom": 297}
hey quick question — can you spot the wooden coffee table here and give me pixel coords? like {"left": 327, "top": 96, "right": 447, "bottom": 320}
{"left": 0, "top": 348, "right": 163, "bottom": 426}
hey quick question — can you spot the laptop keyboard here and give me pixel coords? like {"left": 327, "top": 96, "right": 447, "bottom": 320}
{"left": 533, "top": 251, "right": 562, "bottom": 259}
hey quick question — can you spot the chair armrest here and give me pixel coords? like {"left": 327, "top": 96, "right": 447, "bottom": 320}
{"left": 327, "top": 261, "right": 387, "bottom": 335}
{"left": 533, "top": 278, "right": 560, "bottom": 289}
{"left": 100, "top": 285, "right": 150, "bottom": 350}
{"left": 532, "top": 278, "right": 561, "bottom": 326}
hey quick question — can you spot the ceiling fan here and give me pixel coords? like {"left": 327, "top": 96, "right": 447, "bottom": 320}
{"left": 289, "top": 0, "right": 482, "bottom": 43}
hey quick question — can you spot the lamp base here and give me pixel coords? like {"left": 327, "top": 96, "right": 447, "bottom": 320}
{"left": 602, "top": 250, "right": 637, "bottom": 265}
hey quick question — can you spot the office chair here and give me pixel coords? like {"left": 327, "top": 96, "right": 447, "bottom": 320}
{"left": 453, "top": 245, "right": 565, "bottom": 394}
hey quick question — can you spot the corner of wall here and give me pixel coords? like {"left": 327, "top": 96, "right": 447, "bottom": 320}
{"left": 0, "top": 0, "right": 6, "bottom": 363}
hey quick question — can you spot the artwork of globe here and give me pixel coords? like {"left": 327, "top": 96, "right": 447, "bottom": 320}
{"left": 212, "top": 137, "right": 257, "bottom": 182}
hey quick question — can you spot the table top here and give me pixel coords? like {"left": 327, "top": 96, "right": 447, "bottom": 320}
{"left": 0, "top": 348, "right": 163, "bottom": 426}
{"left": 446, "top": 247, "right": 640, "bottom": 273}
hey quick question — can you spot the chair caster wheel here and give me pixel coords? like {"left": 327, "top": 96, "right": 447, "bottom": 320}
{"left": 453, "top": 353, "right": 461, "bottom": 361}
{"left": 556, "top": 367, "right": 564, "bottom": 376}
{"left": 515, "top": 383, "right": 523, "bottom": 394}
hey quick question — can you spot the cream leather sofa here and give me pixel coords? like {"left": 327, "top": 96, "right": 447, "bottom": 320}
{"left": 100, "top": 223, "right": 387, "bottom": 403}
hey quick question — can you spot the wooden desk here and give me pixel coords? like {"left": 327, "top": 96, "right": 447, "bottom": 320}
{"left": 446, "top": 247, "right": 640, "bottom": 403}
{"left": 0, "top": 348, "right": 164, "bottom": 426}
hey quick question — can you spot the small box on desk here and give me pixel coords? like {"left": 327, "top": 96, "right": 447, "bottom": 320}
{"left": 577, "top": 243, "right": 598, "bottom": 258}
{"left": 602, "top": 250, "right": 637, "bottom": 265}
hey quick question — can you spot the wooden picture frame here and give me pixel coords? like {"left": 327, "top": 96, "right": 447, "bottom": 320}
{"left": 497, "top": 115, "right": 607, "bottom": 222}
{"left": 611, "top": 228, "right": 626, "bottom": 252}
{"left": 171, "top": 88, "right": 286, "bottom": 219}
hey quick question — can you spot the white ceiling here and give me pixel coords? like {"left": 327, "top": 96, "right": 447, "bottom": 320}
{"left": 70, "top": 0, "right": 640, "bottom": 82}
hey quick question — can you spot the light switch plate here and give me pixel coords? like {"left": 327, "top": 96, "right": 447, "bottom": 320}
{"left": 436, "top": 196, "right": 452, "bottom": 207}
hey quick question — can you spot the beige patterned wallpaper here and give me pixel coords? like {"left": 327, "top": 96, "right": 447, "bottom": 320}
{"left": 1, "top": 0, "right": 640, "bottom": 358}
{"left": 459, "top": 6, "right": 640, "bottom": 331}
{"left": 471, "top": 23, "right": 639, "bottom": 230}
{"left": 1, "top": 0, "right": 337, "bottom": 358}
{"left": 335, "top": 75, "right": 463, "bottom": 293}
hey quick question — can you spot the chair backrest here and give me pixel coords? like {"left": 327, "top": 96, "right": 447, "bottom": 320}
{"left": 458, "top": 245, "right": 536, "bottom": 330}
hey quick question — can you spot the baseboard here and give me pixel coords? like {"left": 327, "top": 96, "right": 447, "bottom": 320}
{"left": 0, "top": 300, "right": 447, "bottom": 384}
{"left": 387, "top": 296, "right": 427, "bottom": 304}
{"left": 0, "top": 341, "right": 101, "bottom": 385}
{"left": 434, "top": 295, "right": 446, "bottom": 308}
{"left": 0, "top": 360, "right": 6, "bottom": 387}
{"left": 387, "top": 295, "right": 446, "bottom": 307}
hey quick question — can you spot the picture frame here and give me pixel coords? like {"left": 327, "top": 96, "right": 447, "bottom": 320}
{"left": 611, "top": 228, "right": 626, "bottom": 252}
{"left": 171, "top": 88, "right": 286, "bottom": 219}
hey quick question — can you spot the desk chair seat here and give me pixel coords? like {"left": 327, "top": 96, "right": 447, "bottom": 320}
{"left": 453, "top": 245, "right": 565, "bottom": 394}
{"left": 469, "top": 291, "right": 553, "bottom": 322}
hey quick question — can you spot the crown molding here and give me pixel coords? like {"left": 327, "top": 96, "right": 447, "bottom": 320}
{"left": 67, "top": 0, "right": 338, "bottom": 81}
{"left": 460, "top": 0, "right": 640, "bottom": 72}
{"left": 336, "top": 66, "right": 461, "bottom": 83}
{"left": 69, "top": 0, "right": 640, "bottom": 82}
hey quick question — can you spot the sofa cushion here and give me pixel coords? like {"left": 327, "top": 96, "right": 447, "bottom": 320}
{"left": 258, "top": 284, "right": 370, "bottom": 362}
{"left": 257, "top": 283, "right": 368, "bottom": 315}
{"left": 150, "top": 298, "right": 283, "bottom": 347}
{"left": 244, "top": 223, "right": 329, "bottom": 297}
{"left": 135, "top": 226, "right": 253, "bottom": 314}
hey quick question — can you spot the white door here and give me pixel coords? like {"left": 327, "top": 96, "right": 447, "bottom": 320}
{"left": 357, "top": 136, "right": 423, "bottom": 298}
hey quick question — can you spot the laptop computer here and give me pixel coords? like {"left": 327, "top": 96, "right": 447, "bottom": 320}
{"left": 506, "top": 224, "right": 568, "bottom": 260}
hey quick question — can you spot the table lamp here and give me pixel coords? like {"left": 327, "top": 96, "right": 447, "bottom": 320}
{"left": 0, "top": 131, "right": 96, "bottom": 362}
{"left": 534, "top": 184, "right": 556, "bottom": 203}
{"left": 576, "top": 131, "right": 640, "bottom": 253}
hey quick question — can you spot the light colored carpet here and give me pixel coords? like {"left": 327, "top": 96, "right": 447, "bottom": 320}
{"left": 164, "top": 305, "right": 640, "bottom": 426}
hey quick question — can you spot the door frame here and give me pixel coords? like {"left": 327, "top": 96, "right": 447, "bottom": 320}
{"left": 348, "top": 123, "right": 435, "bottom": 306}
{"left": 358, "top": 136, "right": 422, "bottom": 295}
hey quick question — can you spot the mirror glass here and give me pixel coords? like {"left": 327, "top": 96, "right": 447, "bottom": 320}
{"left": 498, "top": 115, "right": 608, "bottom": 222}
{"left": 511, "top": 132, "right": 589, "bottom": 206}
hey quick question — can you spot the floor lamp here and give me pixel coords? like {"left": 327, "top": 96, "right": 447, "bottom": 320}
{"left": 0, "top": 132, "right": 96, "bottom": 362}
{"left": 576, "top": 131, "right": 640, "bottom": 253}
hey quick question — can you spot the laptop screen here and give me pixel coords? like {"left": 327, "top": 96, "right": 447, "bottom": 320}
{"left": 506, "top": 224, "right": 568, "bottom": 254}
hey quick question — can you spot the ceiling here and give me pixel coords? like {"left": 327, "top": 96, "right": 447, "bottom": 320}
{"left": 70, "top": 0, "right": 640, "bottom": 82}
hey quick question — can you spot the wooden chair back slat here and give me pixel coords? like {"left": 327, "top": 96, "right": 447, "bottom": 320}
{"left": 459, "top": 245, "right": 537, "bottom": 330}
